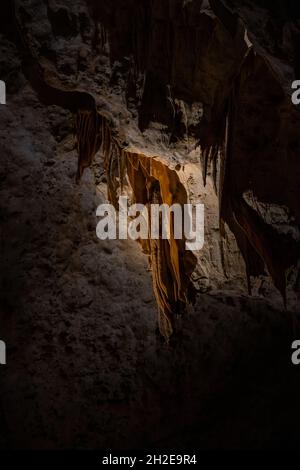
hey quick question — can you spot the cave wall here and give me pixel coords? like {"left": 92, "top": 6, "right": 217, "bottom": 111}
{"left": 5, "top": 0, "right": 299, "bottom": 311}
{"left": 1, "top": 0, "right": 300, "bottom": 449}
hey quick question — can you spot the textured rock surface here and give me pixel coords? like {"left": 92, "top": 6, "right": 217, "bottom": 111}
{"left": 0, "top": 0, "right": 300, "bottom": 449}
{"left": 8, "top": 0, "right": 299, "bottom": 309}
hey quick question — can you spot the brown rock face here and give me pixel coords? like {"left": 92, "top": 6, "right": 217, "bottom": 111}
{"left": 7, "top": 0, "right": 299, "bottom": 320}
{"left": 1, "top": 0, "right": 300, "bottom": 450}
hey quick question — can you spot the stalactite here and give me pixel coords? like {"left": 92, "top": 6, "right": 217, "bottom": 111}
{"left": 14, "top": 0, "right": 299, "bottom": 323}
{"left": 125, "top": 152, "right": 197, "bottom": 340}
{"left": 75, "top": 110, "right": 102, "bottom": 183}
{"left": 148, "top": 185, "right": 175, "bottom": 340}
{"left": 217, "top": 57, "right": 268, "bottom": 295}
{"left": 217, "top": 49, "right": 300, "bottom": 304}
{"left": 74, "top": 111, "right": 197, "bottom": 338}
{"left": 232, "top": 196, "right": 290, "bottom": 306}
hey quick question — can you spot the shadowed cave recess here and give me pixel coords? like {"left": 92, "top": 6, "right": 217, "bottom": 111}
{"left": 1, "top": 0, "right": 300, "bottom": 450}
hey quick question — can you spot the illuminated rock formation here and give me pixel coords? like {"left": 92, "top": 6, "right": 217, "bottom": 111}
{"left": 76, "top": 109, "right": 197, "bottom": 339}
{"left": 7, "top": 0, "right": 300, "bottom": 333}
{"left": 2, "top": 0, "right": 300, "bottom": 451}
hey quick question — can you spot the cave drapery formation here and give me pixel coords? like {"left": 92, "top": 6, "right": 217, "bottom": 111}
{"left": 9, "top": 0, "right": 300, "bottom": 337}
{"left": 75, "top": 109, "right": 197, "bottom": 338}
